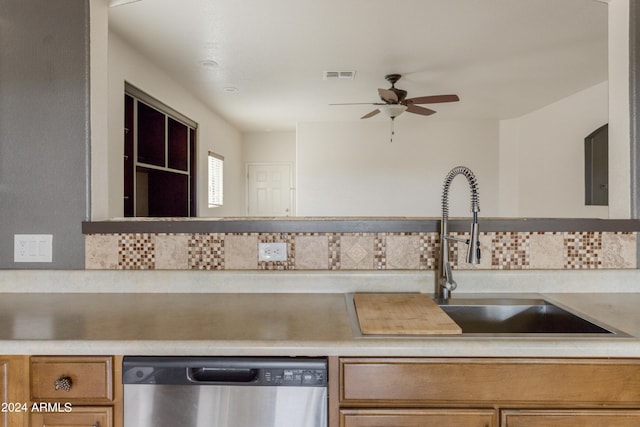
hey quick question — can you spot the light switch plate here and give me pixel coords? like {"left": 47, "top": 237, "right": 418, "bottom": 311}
{"left": 14, "top": 234, "right": 53, "bottom": 263}
{"left": 258, "top": 242, "right": 287, "bottom": 262}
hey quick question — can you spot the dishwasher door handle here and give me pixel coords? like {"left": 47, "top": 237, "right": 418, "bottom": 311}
{"left": 188, "top": 368, "right": 259, "bottom": 383}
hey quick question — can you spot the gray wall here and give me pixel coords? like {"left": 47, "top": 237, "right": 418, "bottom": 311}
{"left": 0, "top": 0, "right": 89, "bottom": 268}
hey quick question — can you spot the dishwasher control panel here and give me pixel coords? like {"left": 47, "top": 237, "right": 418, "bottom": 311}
{"left": 265, "top": 368, "right": 326, "bottom": 386}
{"left": 123, "top": 356, "right": 327, "bottom": 387}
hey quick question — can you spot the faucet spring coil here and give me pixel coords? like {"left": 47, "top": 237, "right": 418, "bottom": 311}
{"left": 441, "top": 166, "right": 480, "bottom": 221}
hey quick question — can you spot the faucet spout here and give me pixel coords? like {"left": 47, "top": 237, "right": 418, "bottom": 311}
{"left": 438, "top": 166, "right": 480, "bottom": 301}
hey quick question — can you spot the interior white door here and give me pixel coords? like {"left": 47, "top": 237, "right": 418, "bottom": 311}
{"left": 247, "top": 163, "right": 293, "bottom": 216}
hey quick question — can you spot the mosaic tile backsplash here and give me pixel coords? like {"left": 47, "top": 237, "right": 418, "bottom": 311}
{"left": 85, "top": 231, "right": 637, "bottom": 270}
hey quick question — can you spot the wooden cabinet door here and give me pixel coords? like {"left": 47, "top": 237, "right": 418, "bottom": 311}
{"left": 30, "top": 406, "right": 111, "bottom": 427}
{"left": 1, "top": 356, "right": 29, "bottom": 427}
{"left": 341, "top": 409, "right": 497, "bottom": 427}
{"left": 501, "top": 410, "right": 640, "bottom": 427}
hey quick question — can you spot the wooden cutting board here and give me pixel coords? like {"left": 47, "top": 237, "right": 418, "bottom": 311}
{"left": 353, "top": 293, "right": 462, "bottom": 335}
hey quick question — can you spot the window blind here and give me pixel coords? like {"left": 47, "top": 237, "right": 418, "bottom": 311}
{"left": 208, "top": 151, "right": 224, "bottom": 207}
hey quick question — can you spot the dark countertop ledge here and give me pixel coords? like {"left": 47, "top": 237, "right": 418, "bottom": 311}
{"left": 82, "top": 218, "right": 640, "bottom": 234}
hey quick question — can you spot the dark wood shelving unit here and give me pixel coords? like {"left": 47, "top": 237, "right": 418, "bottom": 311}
{"left": 124, "top": 88, "right": 197, "bottom": 217}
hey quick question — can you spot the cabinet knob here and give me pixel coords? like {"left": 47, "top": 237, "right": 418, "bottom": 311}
{"left": 54, "top": 376, "right": 72, "bottom": 391}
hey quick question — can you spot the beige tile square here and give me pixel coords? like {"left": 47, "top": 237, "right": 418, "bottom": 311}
{"left": 295, "top": 235, "right": 329, "bottom": 270}
{"left": 601, "top": 232, "right": 636, "bottom": 268}
{"left": 155, "top": 234, "right": 189, "bottom": 269}
{"left": 529, "top": 232, "right": 564, "bottom": 269}
{"left": 85, "top": 234, "right": 119, "bottom": 269}
{"left": 225, "top": 235, "right": 258, "bottom": 269}
{"left": 386, "top": 235, "right": 420, "bottom": 269}
{"left": 341, "top": 235, "right": 374, "bottom": 270}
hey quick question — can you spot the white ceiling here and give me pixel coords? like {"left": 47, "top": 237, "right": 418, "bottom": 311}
{"left": 109, "top": 0, "right": 608, "bottom": 132}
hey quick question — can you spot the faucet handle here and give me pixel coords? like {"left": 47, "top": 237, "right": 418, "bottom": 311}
{"left": 444, "top": 263, "right": 457, "bottom": 291}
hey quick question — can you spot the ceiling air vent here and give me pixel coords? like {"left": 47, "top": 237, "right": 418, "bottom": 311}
{"left": 323, "top": 71, "right": 356, "bottom": 81}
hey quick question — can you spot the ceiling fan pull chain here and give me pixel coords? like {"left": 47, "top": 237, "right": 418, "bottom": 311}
{"left": 390, "top": 117, "right": 395, "bottom": 143}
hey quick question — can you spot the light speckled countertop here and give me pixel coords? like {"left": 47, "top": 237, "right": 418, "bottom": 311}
{"left": 1, "top": 270, "right": 639, "bottom": 357}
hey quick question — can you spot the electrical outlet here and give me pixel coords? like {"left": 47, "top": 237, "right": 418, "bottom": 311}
{"left": 258, "top": 242, "right": 287, "bottom": 262}
{"left": 14, "top": 234, "right": 53, "bottom": 263}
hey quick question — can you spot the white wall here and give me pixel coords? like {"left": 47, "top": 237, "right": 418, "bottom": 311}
{"left": 608, "top": 0, "right": 631, "bottom": 218}
{"left": 499, "top": 81, "right": 609, "bottom": 218}
{"left": 243, "top": 131, "right": 296, "bottom": 164}
{"left": 296, "top": 119, "right": 500, "bottom": 217}
{"left": 297, "top": 82, "right": 609, "bottom": 219}
{"left": 106, "top": 32, "right": 245, "bottom": 218}
{"left": 90, "top": 0, "right": 110, "bottom": 220}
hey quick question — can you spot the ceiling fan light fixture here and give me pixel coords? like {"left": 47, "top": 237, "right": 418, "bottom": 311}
{"left": 379, "top": 104, "right": 407, "bottom": 118}
{"left": 199, "top": 59, "right": 219, "bottom": 69}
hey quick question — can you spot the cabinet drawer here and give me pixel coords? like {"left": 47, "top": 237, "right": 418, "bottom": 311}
{"left": 30, "top": 405, "right": 112, "bottom": 427}
{"left": 501, "top": 410, "right": 640, "bottom": 427}
{"left": 340, "top": 358, "right": 640, "bottom": 406}
{"left": 30, "top": 356, "right": 113, "bottom": 403}
{"left": 341, "top": 409, "right": 496, "bottom": 427}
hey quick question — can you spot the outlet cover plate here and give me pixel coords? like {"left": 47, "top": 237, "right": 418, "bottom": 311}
{"left": 14, "top": 234, "right": 53, "bottom": 263}
{"left": 258, "top": 242, "right": 287, "bottom": 262}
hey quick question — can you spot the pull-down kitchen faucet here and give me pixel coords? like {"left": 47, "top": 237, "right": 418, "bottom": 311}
{"left": 437, "top": 166, "right": 481, "bottom": 302}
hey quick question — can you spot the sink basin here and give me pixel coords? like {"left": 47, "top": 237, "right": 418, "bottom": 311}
{"left": 346, "top": 294, "right": 629, "bottom": 337}
{"left": 439, "top": 298, "right": 621, "bottom": 335}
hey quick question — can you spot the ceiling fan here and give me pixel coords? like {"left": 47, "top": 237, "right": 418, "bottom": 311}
{"left": 331, "top": 74, "right": 460, "bottom": 120}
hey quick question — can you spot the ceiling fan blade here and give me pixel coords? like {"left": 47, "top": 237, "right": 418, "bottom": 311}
{"left": 378, "top": 88, "right": 398, "bottom": 103}
{"left": 361, "top": 109, "right": 380, "bottom": 119}
{"left": 406, "top": 104, "right": 436, "bottom": 116}
{"left": 406, "top": 94, "right": 460, "bottom": 104}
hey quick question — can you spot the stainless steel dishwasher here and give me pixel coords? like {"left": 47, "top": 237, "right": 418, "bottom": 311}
{"left": 123, "top": 356, "right": 328, "bottom": 427}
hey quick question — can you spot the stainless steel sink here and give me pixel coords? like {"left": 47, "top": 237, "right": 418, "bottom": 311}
{"left": 346, "top": 294, "right": 630, "bottom": 338}
{"left": 439, "top": 298, "right": 624, "bottom": 335}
